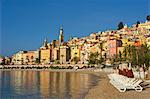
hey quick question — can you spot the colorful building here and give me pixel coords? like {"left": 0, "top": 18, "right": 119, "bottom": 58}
{"left": 40, "top": 39, "right": 51, "bottom": 64}
{"left": 108, "top": 39, "right": 122, "bottom": 58}
{"left": 59, "top": 27, "right": 64, "bottom": 45}
{"left": 59, "top": 45, "right": 70, "bottom": 64}
{"left": 70, "top": 45, "right": 80, "bottom": 63}
{"left": 53, "top": 47, "right": 60, "bottom": 61}
{"left": 22, "top": 51, "right": 37, "bottom": 65}
{"left": 12, "top": 51, "right": 26, "bottom": 65}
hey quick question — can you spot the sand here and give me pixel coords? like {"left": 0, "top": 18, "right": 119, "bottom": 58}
{"left": 85, "top": 72, "right": 150, "bottom": 99}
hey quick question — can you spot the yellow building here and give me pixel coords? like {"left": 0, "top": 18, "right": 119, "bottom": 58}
{"left": 40, "top": 49, "right": 51, "bottom": 64}
{"left": 70, "top": 45, "right": 80, "bottom": 62}
{"left": 40, "top": 39, "right": 51, "bottom": 64}
{"left": 127, "top": 41, "right": 135, "bottom": 46}
{"left": 122, "top": 38, "right": 128, "bottom": 46}
{"left": 4, "top": 56, "right": 11, "bottom": 65}
{"left": 12, "top": 51, "right": 26, "bottom": 65}
{"left": 138, "top": 21, "right": 150, "bottom": 29}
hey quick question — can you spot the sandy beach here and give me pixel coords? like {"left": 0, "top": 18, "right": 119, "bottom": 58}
{"left": 85, "top": 72, "right": 150, "bottom": 99}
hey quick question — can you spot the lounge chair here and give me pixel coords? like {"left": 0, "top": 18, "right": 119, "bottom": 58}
{"left": 108, "top": 74, "right": 143, "bottom": 92}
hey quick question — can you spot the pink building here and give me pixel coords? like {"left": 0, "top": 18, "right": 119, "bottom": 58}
{"left": 108, "top": 39, "right": 122, "bottom": 57}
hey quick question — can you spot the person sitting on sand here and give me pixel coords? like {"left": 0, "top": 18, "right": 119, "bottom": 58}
{"left": 122, "top": 65, "right": 128, "bottom": 76}
{"left": 117, "top": 65, "right": 128, "bottom": 76}
{"left": 118, "top": 65, "right": 122, "bottom": 75}
{"left": 114, "top": 65, "right": 134, "bottom": 78}
{"left": 126, "top": 66, "right": 134, "bottom": 78}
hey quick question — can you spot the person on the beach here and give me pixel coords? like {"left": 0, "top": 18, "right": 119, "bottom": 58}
{"left": 126, "top": 66, "right": 134, "bottom": 78}
{"left": 115, "top": 65, "right": 134, "bottom": 78}
{"left": 122, "top": 65, "right": 128, "bottom": 76}
{"left": 118, "top": 65, "right": 127, "bottom": 76}
{"left": 118, "top": 65, "right": 123, "bottom": 75}
{"left": 139, "top": 66, "right": 145, "bottom": 79}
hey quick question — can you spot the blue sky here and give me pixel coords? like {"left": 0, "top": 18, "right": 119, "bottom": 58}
{"left": 0, "top": 0, "right": 149, "bottom": 56}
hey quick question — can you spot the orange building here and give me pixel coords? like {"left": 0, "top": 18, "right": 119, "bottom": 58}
{"left": 22, "top": 51, "right": 36, "bottom": 65}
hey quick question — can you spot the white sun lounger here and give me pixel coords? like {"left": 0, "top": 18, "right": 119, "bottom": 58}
{"left": 108, "top": 74, "right": 143, "bottom": 92}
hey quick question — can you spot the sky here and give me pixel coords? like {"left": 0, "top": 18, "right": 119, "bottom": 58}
{"left": 0, "top": 0, "right": 149, "bottom": 56}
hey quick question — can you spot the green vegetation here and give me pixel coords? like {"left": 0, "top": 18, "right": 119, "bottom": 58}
{"left": 117, "top": 22, "right": 124, "bottom": 30}
{"left": 136, "top": 21, "right": 140, "bottom": 27}
{"left": 123, "top": 44, "right": 150, "bottom": 70}
{"left": 88, "top": 52, "right": 99, "bottom": 64}
{"left": 35, "top": 58, "right": 40, "bottom": 64}
{"left": 146, "top": 15, "right": 150, "bottom": 21}
{"left": 54, "top": 60, "right": 60, "bottom": 64}
{"left": 72, "top": 56, "right": 80, "bottom": 64}
{"left": 88, "top": 52, "right": 103, "bottom": 65}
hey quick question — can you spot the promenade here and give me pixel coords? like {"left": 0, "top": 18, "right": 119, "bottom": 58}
{"left": 0, "top": 64, "right": 98, "bottom": 70}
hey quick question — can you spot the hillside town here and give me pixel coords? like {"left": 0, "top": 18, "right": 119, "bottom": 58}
{"left": 1, "top": 17, "right": 150, "bottom": 68}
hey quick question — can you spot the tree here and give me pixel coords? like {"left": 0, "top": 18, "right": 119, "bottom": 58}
{"left": 54, "top": 60, "right": 60, "bottom": 64}
{"left": 99, "top": 43, "right": 103, "bottom": 58}
{"left": 99, "top": 57, "right": 104, "bottom": 64}
{"left": 72, "top": 57, "right": 79, "bottom": 64}
{"left": 118, "top": 51, "right": 122, "bottom": 63}
{"left": 117, "top": 22, "right": 124, "bottom": 30}
{"left": 88, "top": 52, "right": 99, "bottom": 64}
{"left": 123, "top": 45, "right": 136, "bottom": 65}
{"left": 123, "top": 44, "right": 150, "bottom": 68}
{"left": 136, "top": 21, "right": 140, "bottom": 27}
{"left": 146, "top": 15, "right": 150, "bottom": 21}
{"left": 123, "top": 47, "right": 127, "bottom": 61}
{"left": 138, "top": 44, "right": 150, "bottom": 67}
{"left": 35, "top": 58, "right": 40, "bottom": 64}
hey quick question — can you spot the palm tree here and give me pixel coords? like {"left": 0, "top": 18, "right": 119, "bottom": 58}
{"left": 139, "top": 44, "right": 150, "bottom": 69}
{"left": 118, "top": 51, "right": 122, "bottom": 63}
{"left": 123, "top": 46, "right": 127, "bottom": 61}
{"left": 123, "top": 45, "right": 136, "bottom": 65}
{"left": 82, "top": 53, "right": 85, "bottom": 64}
{"left": 123, "top": 44, "right": 150, "bottom": 68}
{"left": 99, "top": 43, "right": 103, "bottom": 58}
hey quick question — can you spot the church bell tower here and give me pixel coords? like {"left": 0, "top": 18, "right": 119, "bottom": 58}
{"left": 59, "top": 26, "right": 64, "bottom": 45}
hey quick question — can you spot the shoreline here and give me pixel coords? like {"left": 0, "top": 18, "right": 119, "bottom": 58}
{"left": 0, "top": 68, "right": 111, "bottom": 74}
{"left": 0, "top": 65, "right": 114, "bottom": 74}
{"left": 0, "top": 66, "right": 150, "bottom": 99}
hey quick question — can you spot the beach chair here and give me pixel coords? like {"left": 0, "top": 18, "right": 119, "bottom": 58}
{"left": 108, "top": 74, "right": 143, "bottom": 92}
